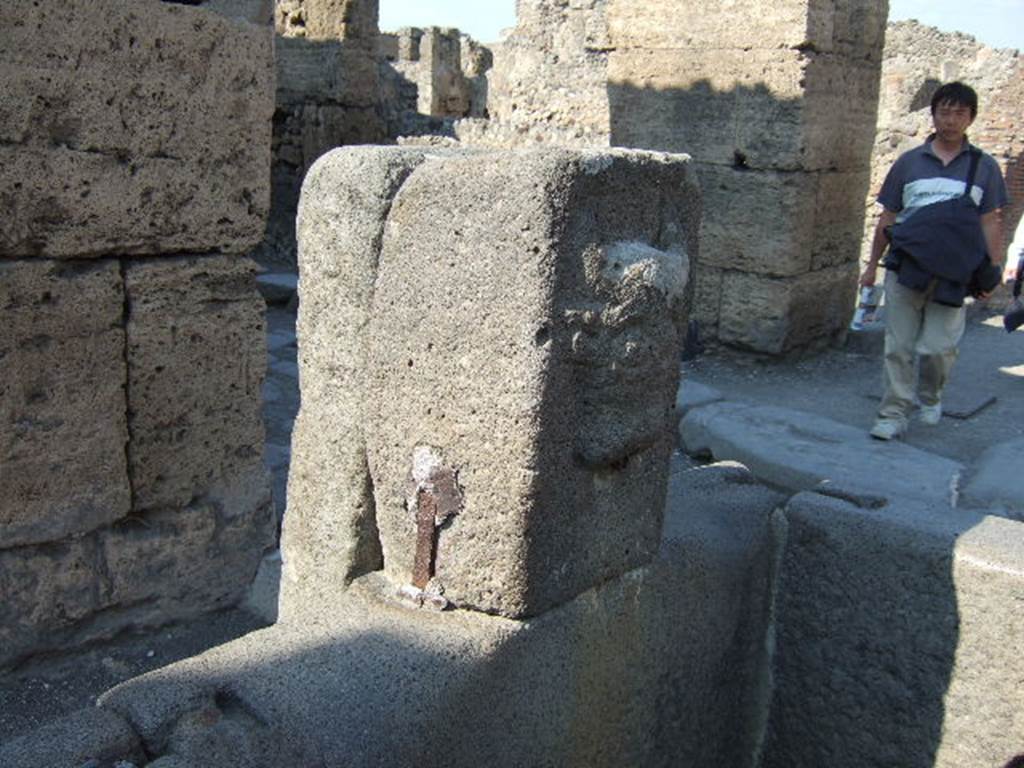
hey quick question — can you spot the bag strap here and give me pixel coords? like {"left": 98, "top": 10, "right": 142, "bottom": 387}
{"left": 962, "top": 146, "right": 981, "bottom": 200}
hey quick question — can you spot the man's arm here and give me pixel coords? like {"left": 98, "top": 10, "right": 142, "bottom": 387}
{"left": 981, "top": 209, "right": 1004, "bottom": 268}
{"left": 860, "top": 208, "right": 897, "bottom": 287}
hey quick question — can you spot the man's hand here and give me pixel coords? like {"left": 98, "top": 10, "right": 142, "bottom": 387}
{"left": 859, "top": 264, "right": 878, "bottom": 287}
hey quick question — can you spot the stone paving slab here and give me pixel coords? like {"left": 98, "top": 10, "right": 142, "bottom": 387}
{"left": 680, "top": 401, "right": 963, "bottom": 507}
{"left": 675, "top": 378, "right": 723, "bottom": 418}
{"left": 960, "top": 437, "right": 1024, "bottom": 519}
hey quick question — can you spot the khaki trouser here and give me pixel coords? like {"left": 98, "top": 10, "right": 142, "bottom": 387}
{"left": 878, "top": 269, "right": 966, "bottom": 423}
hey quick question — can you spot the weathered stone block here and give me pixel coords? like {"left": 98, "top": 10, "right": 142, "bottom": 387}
{"left": 101, "top": 460, "right": 778, "bottom": 768}
{"left": 809, "top": 168, "right": 872, "bottom": 270}
{"left": 99, "top": 489, "right": 275, "bottom": 625}
{"left": 280, "top": 146, "right": 428, "bottom": 616}
{"left": 0, "top": 707, "right": 145, "bottom": 768}
{"left": 607, "top": 0, "right": 886, "bottom": 59}
{"left": 718, "top": 264, "right": 856, "bottom": 354}
{"left": 0, "top": 259, "right": 130, "bottom": 548}
{"left": 0, "top": 0, "right": 274, "bottom": 258}
{"left": 366, "top": 147, "right": 698, "bottom": 617}
{"left": 695, "top": 165, "right": 869, "bottom": 277}
{"left": 608, "top": 49, "right": 881, "bottom": 173}
{"left": 695, "top": 165, "right": 817, "bottom": 277}
{"left": 691, "top": 262, "right": 724, "bottom": 337}
{"left": 276, "top": 0, "right": 379, "bottom": 42}
{"left": 276, "top": 37, "right": 380, "bottom": 109}
{"left": 765, "top": 493, "right": 1024, "bottom": 768}
{"left": 124, "top": 256, "right": 267, "bottom": 511}
{"left": 0, "top": 536, "right": 101, "bottom": 668}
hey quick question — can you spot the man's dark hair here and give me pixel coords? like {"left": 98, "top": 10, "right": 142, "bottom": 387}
{"left": 931, "top": 81, "right": 978, "bottom": 118}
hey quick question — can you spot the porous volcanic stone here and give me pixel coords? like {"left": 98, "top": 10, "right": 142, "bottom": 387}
{"left": 0, "top": 259, "right": 130, "bottom": 549}
{"left": 764, "top": 492, "right": 1024, "bottom": 768}
{"left": 278, "top": 146, "right": 428, "bottom": 618}
{"left": 99, "top": 460, "right": 778, "bottom": 768}
{"left": 366, "top": 147, "right": 699, "bottom": 618}
{"left": 124, "top": 256, "right": 268, "bottom": 511}
{"left": 0, "top": 0, "right": 274, "bottom": 258}
{"left": 0, "top": 707, "right": 144, "bottom": 768}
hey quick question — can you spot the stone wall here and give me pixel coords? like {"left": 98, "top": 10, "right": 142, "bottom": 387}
{"left": 486, "top": 0, "right": 612, "bottom": 146}
{"left": 864, "top": 21, "right": 1024, "bottom": 269}
{"left": 258, "top": 0, "right": 385, "bottom": 268}
{"left": 0, "top": 0, "right": 276, "bottom": 669}
{"left": 379, "top": 27, "right": 491, "bottom": 127}
{"left": 455, "top": 0, "right": 888, "bottom": 355}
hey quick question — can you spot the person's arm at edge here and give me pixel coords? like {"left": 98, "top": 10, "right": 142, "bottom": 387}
{"left": 860, "top": 208, "right": 897, "bottom": 287}
{"left": 1005, "top": 217, "right": 1024, "bottom": 283}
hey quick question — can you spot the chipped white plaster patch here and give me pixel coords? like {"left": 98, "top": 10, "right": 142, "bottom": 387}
{"left": 411, "top": 444, "right": 443, "bottom": 486}
{"left": 600, "top": 240, "right": 689, "bottom": 304}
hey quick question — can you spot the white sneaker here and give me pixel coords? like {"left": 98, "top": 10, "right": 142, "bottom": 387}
{"left": 918, "top": 402, "right": 942, "bottom": 426}
{"left": 870, "top": 418, "right": 905, "bottom": 441}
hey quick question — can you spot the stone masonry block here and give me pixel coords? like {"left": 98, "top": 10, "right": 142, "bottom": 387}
{"left": 124, "top": 256, "right": 267, "bottom": 512}
{"left": 608, "top": 49, "right": 881, "bottom": 173}
{"left": 99, "top": 489, "right": 275, "bottom": 628}
{"left": 695, "top": 165, "right": 817, "bottom": 277}
{"left": 276, "top": 37, "right": 380, "bottom": 109}
{"left": 276, "top": 0, "right": 380, "bottom": 43}
{"left": 695, "top": 165, "right": 869, "bottom": 277}
{"left": 0, "top": 259, "right": 130, "bottom": 549}
{"left": 718, "top": 264, "right": 856, "bottom": 354}
{"left": 366, "top": 147, "right": 699, "bottom": 618}
{"left": 764, "top": 493, "right": 1024, "bottom": 768}
{"left": 101, "top": 459, "right": 777, "bottom": 768}
{"left": 607, "top": 0, "right": 886, "bottom": 59}
{"left": 0, "top": 486, "right": 273, "bottom": 670}
{"left": 279, "top": 146, "right": 428, "bottom": 617}
{"left": 0, "top": 536, "right": 101, "bottom": 669}
{"left": 692, "top": 262, "right": 724, "bottom": 338}
{"left": 0, "top": 0, "right": 274, "bottom": 258}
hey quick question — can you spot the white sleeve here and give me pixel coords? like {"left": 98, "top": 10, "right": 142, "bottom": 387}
{"left": 1010, "top": 217, "right": 1024, "bottom": 265}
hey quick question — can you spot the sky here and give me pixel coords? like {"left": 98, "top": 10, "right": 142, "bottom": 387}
{"left": 378, "top": 0, "right": 1024, "bottom": 50}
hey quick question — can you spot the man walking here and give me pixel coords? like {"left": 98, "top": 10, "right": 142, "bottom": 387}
{"left": 860, "top": 82, "right": 1008, "bottom": 440}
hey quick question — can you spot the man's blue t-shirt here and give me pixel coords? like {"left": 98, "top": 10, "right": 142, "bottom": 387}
{"left": 878, "top": 137, "right": 1008, "bottom": 222}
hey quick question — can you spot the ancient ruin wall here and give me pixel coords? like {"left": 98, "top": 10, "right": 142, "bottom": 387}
{"left": 378, "top": 26, "right": 492, "bottom": 134}
{"left": 483, "top": 0, "right": 613, "bottom": 147}
{"left": 457, "top": 0, "right": 888, "bottom": 354}
{"left": 260, "top": 0, "right": 385, "bottom": 267}
{"left": 0, "top": 0, "right": 276, "bottom": 669}
{"left": 863, "top": 21, "right": 1024, "bottom": 269}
